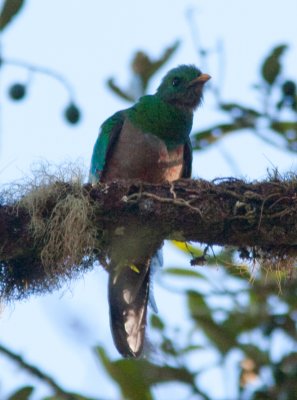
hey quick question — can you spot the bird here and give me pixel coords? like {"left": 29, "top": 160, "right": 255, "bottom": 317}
{"left": 89, "top": 64, "right": 210, "bottom": 358}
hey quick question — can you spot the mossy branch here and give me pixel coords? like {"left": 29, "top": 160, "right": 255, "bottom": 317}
{"left": 0, "top": 176, "right": 297, "bottom": 301}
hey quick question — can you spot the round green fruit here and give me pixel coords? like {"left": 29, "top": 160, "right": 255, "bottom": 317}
{"left": 64, "top": 103, "right": 81, "bottom": 124}
{"left": 9, "top": 83, "right": 26, "bottom": 100}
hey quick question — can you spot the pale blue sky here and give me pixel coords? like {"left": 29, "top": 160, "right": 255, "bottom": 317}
{"left": 0, "top": 0, "right": 296, "bottom": 399}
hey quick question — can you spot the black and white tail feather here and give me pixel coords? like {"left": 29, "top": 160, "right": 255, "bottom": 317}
{"left": 108, "top": 248, "right": 163, "bottom": 358}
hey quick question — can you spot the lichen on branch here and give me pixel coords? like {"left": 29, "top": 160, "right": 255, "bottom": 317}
{"left": 0, "top": 166, "right": 297, "bottom": 301}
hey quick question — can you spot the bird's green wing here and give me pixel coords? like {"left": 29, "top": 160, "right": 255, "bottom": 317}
{"left": 182, "top": 137, "right": 193, "bottom": 178}
{"left": 89, "top": 111, "right": 125, "bottom": 183}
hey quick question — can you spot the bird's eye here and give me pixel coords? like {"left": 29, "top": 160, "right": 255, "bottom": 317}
{"left": 172, "top": 77, "right": 181, "bottom": 87}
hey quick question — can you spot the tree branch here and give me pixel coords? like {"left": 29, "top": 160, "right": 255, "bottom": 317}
{"left": 0, "top": 343, "right": 75, "bottom": 399}
{"left": 0, "top": 177, "right": 296, "bottom": 300}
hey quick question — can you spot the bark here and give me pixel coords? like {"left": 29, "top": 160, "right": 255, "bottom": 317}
{"left": 0, "top": 177, "right": 296, "bottom": 300}
{"left": 1, "top": 178, "right": 297, "bottom": 258}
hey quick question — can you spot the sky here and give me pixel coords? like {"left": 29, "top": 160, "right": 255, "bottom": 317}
{"left": 0, "top": 0, "right": 297, "bottom": 399}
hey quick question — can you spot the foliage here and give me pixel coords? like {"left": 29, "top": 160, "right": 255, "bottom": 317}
{"left": 107, "top": 40, "right": 180, "bottom": 101}
{"left": 94, "top": 42, "right": 296, "bottom": 400}
{"left": 0, "top": 0, "right": 25, "bottom": 31}
{"left": 106, "top": 41, "right": 297, "bottom": 154}
{"left": 191, "top": 43, "right": 297, "bottom": 153}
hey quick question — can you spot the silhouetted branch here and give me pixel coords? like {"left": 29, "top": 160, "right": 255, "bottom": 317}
{"left": 0, "top": 343, "right": 75, "bottom": 399}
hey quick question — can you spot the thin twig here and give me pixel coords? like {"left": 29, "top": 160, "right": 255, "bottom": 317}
{"left": 124, "top": 191, "right": 203, "bottom": 216}
{"left": 2, "top": 57, "right": 76, "bottom": 100}
{"left": 0, "top": 343, "right": 74, "bottom": 399}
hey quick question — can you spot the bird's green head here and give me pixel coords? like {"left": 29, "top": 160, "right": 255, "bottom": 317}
{"left": 156, "top": 64, "right": 210, "bottom": 111}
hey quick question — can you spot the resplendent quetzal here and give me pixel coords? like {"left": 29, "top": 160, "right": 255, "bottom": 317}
{"left": 89, "top": 65, "right": 210, "bottom": 358}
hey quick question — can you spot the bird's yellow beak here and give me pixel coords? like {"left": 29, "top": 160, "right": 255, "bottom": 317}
{"left": 189, "top": 73, "right": 211, "bottom": 85}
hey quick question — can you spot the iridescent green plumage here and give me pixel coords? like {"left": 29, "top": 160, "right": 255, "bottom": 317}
{"left": 90, "top": 64, "right": 210, "bottom": 357}
{"left": 127, "top": 95, "right": 193, "bottom": 147}
{"left": 89, "top": 111, "right": 124, "bottom": 181}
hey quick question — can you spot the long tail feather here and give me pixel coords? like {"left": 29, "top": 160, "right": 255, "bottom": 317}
{"left": 108, "top": 262, "right": 150, "bottom": 358}
{"left": 148, "top": 248, "right": 163, "bottom": 312}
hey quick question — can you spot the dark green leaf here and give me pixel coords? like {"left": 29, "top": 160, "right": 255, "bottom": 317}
{"left": 95, "top": 346, "right": 196, "bottom": 400}
{"left": 164, "top": 267, "right": 206, "bottom": 279}
{"left": 96, "top": 346, "right": 153, "bottom": 400}
{"left": 271, "top": 121, "right": 297, "bottom": 150}
{"left": 0, "top": 0, "right": 25, "bottom": 31}
{"left": 150, "top": 40, "right": 180, "bottom": 74}
{"left": 7, "top": 386, "right": 34, "bottom": 400}
{"left": 282, "top": 80, "right": 296, "bottom": 97}
{"left": 187, "top": 291, "right": 237, "bottom": 354}
{"left": 194, "top": 315, "right": 236, "bottom": 355}
{"left": 160, "top": 337, "right": 178, "bottom": 356}
{"left": 132, "top": 40, "right": 180, "bottom": 91}
{"left": 106, "top": 78, "right": 135, "bottom": 102}
{"left": 150, "top": 314, "right": 165, "bottom": 330}
{"left": 272, "top": 314, "right": 297, "bottom": 339}
{"left": 187, "top": 290, "right": 209, "bottom": 316}
{"left": 182, "top": 344, "right": 204, "bottom": 354}
{"left": 192, "top": 124, "right": 239, "bottom": 150}
{"left": 43, "top": 396, "right": 94, "bottom": 400}
{"left": 220, "top": 102, "right": 261, "bottom": 117}
{"left": 261, "top": 44, "right": 288, "bottom": 85}
{"left": 222, "top": 311, "right": 260, "bottom": 336}
{"left": 251, "top": 390, "right": 271, "bottom": 400}
{"left": 108, "top": 41, "right": 180, "bottom": 101}
{"left": 271, "top": 121, "right": 297, "bottom": 140}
